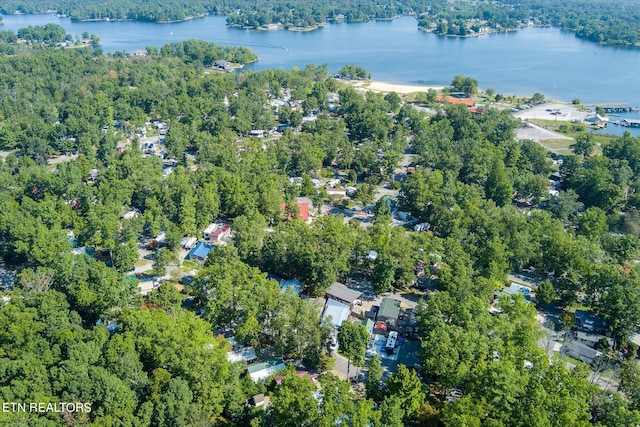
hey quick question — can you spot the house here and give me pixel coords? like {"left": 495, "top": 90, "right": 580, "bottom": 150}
{"left": 210, "top": 225, "right": 231, "bottom": 242}
{"left": 561, "top": 341, "right": 603, "bottom": 365}
{"left": 214, "top": 59, "right": 233, "bottom": 72}
{"left": 187, "top": 241, "right": 214, "bottom": 262}
{"left": 246, "top": 359, "right": 286, "bottom": 383}
{"left": 494, "top": 283, "right": 532, "bottom": 303}
{"left": 377, "top": 298, "right": 402, "bottom": 329}
{"left": 395, "top": 211, "right": 412, "bottom": 222}
{"left": 262, "top": 22, "right": 283, "bottom": 30}
{"left": 280, "top": 202, "right": 310, "bottom": 223}
{"left": 575, "top": 310, "right": 607, "bottom": 333}
{"left": 122, "top": 209, "right": 140, "bottom": 220}
{"left": 322, "top": 298, "right": 351, "bottom": 328}
{"left": 549, "top": 171, "right": 563, "bottom": 183}
{"left": 129, "top": 49, "right": 147, "bottom": 57}
{"left": 204, "top": 223, "right": 230, "bottom": 241}
{"left": 325, "top": 282, "right": 362, "bottom": 308}
{"left": 227, "top": 346, "right": 258, "bottom": 364}
{"left": 576, "top": 331, "right": 613, "bottom": 350}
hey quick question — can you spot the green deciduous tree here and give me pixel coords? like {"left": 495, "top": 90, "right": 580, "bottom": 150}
{"left": 337, "top": 321, "right": 369, "bottom": 380}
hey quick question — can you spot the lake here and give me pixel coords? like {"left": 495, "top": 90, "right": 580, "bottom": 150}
{"left": 2, "top": 14, "right": 639, "bottom": 136}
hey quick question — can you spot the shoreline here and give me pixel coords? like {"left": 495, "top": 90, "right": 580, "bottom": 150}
{"left": 345, "top": 79, "right": 444, "bottom": 94}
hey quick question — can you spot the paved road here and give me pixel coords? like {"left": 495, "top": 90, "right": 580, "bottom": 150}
{"left": 515, "top": 122, "right": 572, "bottom": 154}
{"left": 331, "top": 350, "right": 358, "bottom": 381}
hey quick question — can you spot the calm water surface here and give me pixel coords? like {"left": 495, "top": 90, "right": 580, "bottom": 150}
{"left": 2, "top": 14, "right": 639, "bottom": 135}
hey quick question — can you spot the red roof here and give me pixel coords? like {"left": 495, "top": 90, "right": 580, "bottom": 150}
{"left": 280, "top": 202, "right": 309, "bottom": 222}
{"left": 436, "top": 95, "right": 475, "bottom": 107}
{"left": 210, "top": 225, "right": 230, "bottom": 238}
{"left": 375, "top": 321, "right": 388, "bottom": 331}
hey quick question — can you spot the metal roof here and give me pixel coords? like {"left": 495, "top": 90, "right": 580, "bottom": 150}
{"left": 326, "top": 282, "right": 362, "bottom": 304}
{"left": 322, "top": 298, "right": 350, "bottom": 328}
{"left": 378, "top": 298, "right": 401, "bottom": 320}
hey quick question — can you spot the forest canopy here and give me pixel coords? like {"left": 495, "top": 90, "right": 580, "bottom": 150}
{"left": 2, "top": 27, "right": 640, "bottom": 426}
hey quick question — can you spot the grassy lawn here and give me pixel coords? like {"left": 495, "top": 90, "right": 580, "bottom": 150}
{"left": 135, "top": 259, "right": 150, "bottom": 267}
{"left": 553, "top": 351, "right": 589, "bottom": 370}
{"left": 529, "top": 118, "right": 617, "bottom": 147}
{"left": 537, "top": 139, "right": 575, "bottom": 153}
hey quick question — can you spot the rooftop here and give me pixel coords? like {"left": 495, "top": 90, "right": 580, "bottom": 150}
{"left": 353, "top": 318, "right": 375, "bottom": 336}
{"left": 280, "top": 202, "right": 310, "bottom": 222}
{"left": 322, "top": 298, "right": 350, "bottom": 328}
{"left": 247, "top": 359, "right": 286, "bottom": 383}
{"left": 188, "top": 241, "right": 214, "bottom": 260}
{"left": 379, "top": 298, "right": 401, "bottom": 320}
{"left": 326, "top": 282, "right": 362, "bottom": 305}
{"left": 280, "top": 279, "right": 303, "bottom": 295}
{"left": 227, "top": 346, "right": 258, "bottom": 363}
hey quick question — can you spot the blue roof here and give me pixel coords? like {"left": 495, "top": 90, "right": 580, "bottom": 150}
{"left": 188, "top": 242, "right": 213, "bottom": 260}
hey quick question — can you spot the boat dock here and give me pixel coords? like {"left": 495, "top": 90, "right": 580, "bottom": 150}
{"left": 588, "top": 104, "right": 639, "bottom": 113}
{"left": 621, "top": 119, "right": 640, "bottom": 128}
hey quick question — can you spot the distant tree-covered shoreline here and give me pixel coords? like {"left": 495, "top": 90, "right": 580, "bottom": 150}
{"left": 1, "top": 0, "right": 639, "bottom": 47}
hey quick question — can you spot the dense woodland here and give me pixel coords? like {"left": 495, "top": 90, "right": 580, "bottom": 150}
{"left": 4, "top": 26, "right": 640, "bottom": 426}
{"left": 1, "top": 0, "right": 640, "bottom": 46}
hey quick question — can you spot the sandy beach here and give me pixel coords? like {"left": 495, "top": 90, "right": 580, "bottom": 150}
{"left": 346, "top": 80, "right": 445, "bottom": 94}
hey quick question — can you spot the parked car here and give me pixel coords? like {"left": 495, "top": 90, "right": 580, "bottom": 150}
{"left": 329, "top": 335, "right": 338, "bottom": 351}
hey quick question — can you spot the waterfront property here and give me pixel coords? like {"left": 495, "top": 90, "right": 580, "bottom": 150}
{"left": 2, "top": 15, "right": 640, "bottom": 109}
{"left": 621, "top": 119, "right": 640, "bottom": 128}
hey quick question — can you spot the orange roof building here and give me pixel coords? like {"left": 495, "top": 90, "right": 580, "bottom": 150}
{"left": 436, "top": 95, "right": 475, "bottom": 107}
{"left": 280, "top": 202, "right": 310, "bottom": 222}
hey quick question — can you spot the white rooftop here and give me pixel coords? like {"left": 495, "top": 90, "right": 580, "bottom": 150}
{"left": 322, "top": 298, "right": 350, "bottom": 328}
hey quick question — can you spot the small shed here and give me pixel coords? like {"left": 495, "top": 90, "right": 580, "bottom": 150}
{"left": 250, "top": 393, "right": 267, "bottom": 408}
